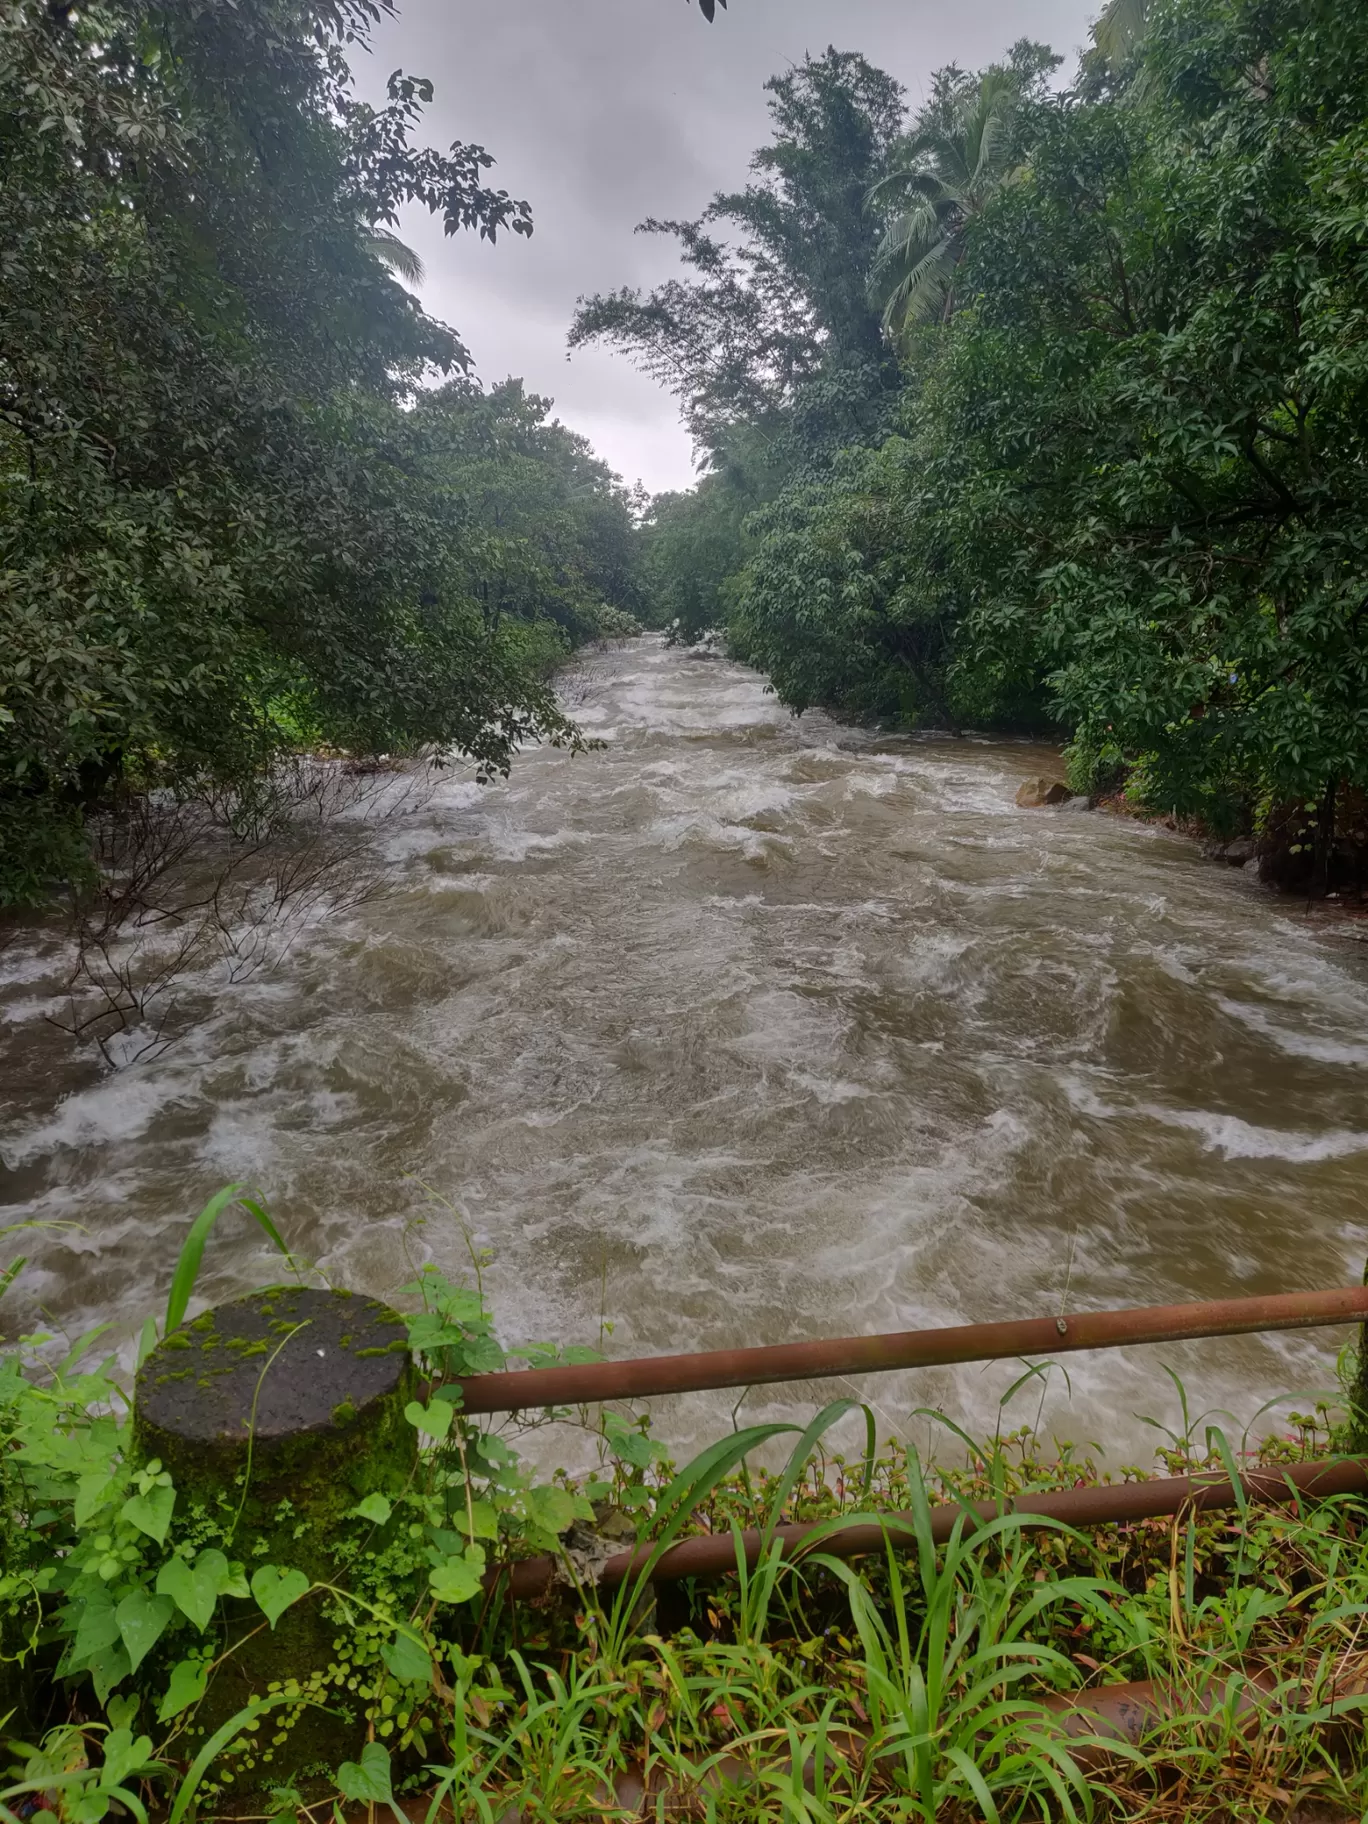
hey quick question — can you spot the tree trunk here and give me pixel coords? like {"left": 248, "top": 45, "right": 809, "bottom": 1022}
{"left": 1312, "top": 775, "right": 1338, "bottom": 898}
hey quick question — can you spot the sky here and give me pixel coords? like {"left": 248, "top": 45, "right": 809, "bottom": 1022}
{"left": 357, "top": 0, "right": 1101, "bottom": 497}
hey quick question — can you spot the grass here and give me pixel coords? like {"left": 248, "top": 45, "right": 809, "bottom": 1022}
{"left": 3, "top": 1192, "right": 1368, "bottom": 1822}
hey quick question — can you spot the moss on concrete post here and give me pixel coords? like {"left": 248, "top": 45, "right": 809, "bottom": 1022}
{"left": 133, "top": 1285, "right": 417, "bottom": 1794}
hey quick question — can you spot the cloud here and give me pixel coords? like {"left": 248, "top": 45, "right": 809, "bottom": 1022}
{"left": 357, "top": 0, "right": 1100, "bottom": 494}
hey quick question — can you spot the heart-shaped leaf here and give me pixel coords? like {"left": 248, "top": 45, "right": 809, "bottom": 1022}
{"left": 156, "top": 1549, "right": 230, "bottom": 1632}
{"left": 428, "top": 1551, "right": 483, "bottom": 1606}
{"left": 250, "top": 1564, "right": 310, "bottom": 1630}
{"left": 75, "top": 1471, "right": 122, "bottom": 1529}
{"left": 336, "top": 1741, "right": 392, "bottom": 1803}
{"left": 89, "top": 1639, "right": 132, "bottom": 1707}
{"left": 157, "top": 1656, "right": 209, "bottom": 1722}
{"left": 349, "top": 1493, "right": 391, "bottom": 1525}
{"left": 381, "top": 1629, "right": 431, "bottom": 1685}
{"left": 73, "top": 1592, "right": 121, "bottom": 1665}
{"left": 99, "top": 1726, "right": 154, "bottom": 1791}
{"left": 404, "top": 1399, "right": 452, "bottom": 1441}
{"left": 525, "top": 1484, "right": 580, "bottom": 1536}
{"left": 452, "top": 1497, "right": 499, "bottom": 1540}
{"left": 121, "top": 1482, "right": 176, "bottom": 1546}
{"left": 106, "top": 1694, "right": 140, "bottom": 1732}
{"left": 116, "top": 1591, "right": 174, "bottom": 1674}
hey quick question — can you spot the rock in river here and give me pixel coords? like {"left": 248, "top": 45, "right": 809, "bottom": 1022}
{"left": 1016, "top": 776, "right": 1073, "bottom": 808}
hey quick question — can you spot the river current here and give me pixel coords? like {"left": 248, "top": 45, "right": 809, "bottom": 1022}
{"left": 3, "top": 635, "right": 1368, "bottom": 1467}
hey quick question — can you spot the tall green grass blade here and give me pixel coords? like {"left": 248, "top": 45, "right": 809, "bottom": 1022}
{"left": 606, "top": 1422, "right": 797, "bottom": 1648}
{"left": 56, "top": 1324, "right": 114, "bottom": 1379}
{"left": 163, "top": 1184, "right": 293, "bottom": 1338}
{"left": 762, "top": 1398, "right": 865, "bottom": 1546}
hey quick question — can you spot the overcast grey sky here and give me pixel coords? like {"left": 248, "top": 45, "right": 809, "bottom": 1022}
{"left": 357, "top": 0, "right": 1100, "bottom": 495}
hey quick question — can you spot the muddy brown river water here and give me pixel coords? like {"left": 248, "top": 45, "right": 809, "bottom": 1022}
{"left": 3, "top": 635, "right": 1368, "bottom": 1467}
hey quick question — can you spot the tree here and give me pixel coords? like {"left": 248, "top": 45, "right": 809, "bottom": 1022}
{"left": 868, "top": 72, "right": 1021, "bottom": 340}
{"left": 638, "top": 424, "right": 788, "bottom": 643}
{"left": 570, "top": 49, "right": 905, "bottom": 459}
{"left": 868, "top": 43, "right": 1061, "bottom": 344}
{"left": 0, "top": 0, "right": 586, "bottom": 904}
{"left": 943, "top": 0, "right": 1368, "bottom": 880}
{"left": 413, "top": 378, "right": 643, "bottom": 658}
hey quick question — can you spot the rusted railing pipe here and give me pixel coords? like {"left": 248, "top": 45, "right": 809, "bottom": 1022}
{"left": 491, "top": 1455, "right": 1368, "bottom": 1600}
{"left": 459, "top": 1285, "right": 1368, "bottom": 1415}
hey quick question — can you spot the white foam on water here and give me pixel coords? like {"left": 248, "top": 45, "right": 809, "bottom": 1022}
{"left": 1, "top": 1068, "right": 197, "bottom": 1168}
{"left": 1142, "top": 1107, "right": 1368, "bottom": 1162}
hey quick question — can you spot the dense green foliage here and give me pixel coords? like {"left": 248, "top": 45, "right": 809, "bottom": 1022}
{"left": 592, "top": 0, "right": 1368, "bottom": 889}
{"left": 0, "top": 0, "right": 640, "bottom": 907}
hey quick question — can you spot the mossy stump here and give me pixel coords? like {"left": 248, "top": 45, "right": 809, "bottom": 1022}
{"left": 133, "top": 1286, "right": 417, "bottom": 1797}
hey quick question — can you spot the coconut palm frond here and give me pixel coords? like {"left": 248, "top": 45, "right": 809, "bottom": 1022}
{"left": 869, "top": 196, "right": 953, "bottom": 281}
{"left": 970, "top": 80, "right": 1019, "bottom": 187}
{"left": 868, "top": 67, "right": 1024, "bottom": 346}
{"left": 1093, "top": 0, "right": 1152, "bottom": 65}
{"left": 363, "top": 228, "right": 425, "bottom": 286}
{"left": 866, "top": 165, "right": 944, "bottom": 212}
{"left": 880, "top": 238, "right": 964, "bottom": 338}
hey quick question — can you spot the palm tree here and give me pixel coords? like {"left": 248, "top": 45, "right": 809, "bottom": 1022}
{"left": 1093, "top": 0, "right": 1151, "bottom": 66}
{"left": 866, "top": 69, "right": 1019, "bottom": 345}
{"left": 362, "top": 227, "right": 425, "bottom": 287}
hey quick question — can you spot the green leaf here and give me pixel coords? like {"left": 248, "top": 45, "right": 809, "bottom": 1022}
{"left": 89, "top": 1640, "right": 132, "bottom": 1706}
{"left": 349, "top": 1493, "right": 391, "bottom": 1526}
{"left": 250, "top": 1565, "right": 310, "bottom": 1629}
{"left": 456, "top": 1334, "right": 506, "bottom": 1374}
{"left": 99, "top": 1726, "right": 154, "bottom": 1790}
{"left": 524, "top": 1485, "right": 579, "bottom": 1537}
{"left": 164, "top": 1186, "right": 291, "bottom": 1338}
{"left": 158, "top": 1656, "right": 209, "bottom": 1722}
{"left": 427, "top": 1553, "right": 483, "bottom": 1605}
{"left": 73, "top": 1592, "right": 121, "bottom": 1665}
{"left": 156, "top": 1549, "right": 230, "bottom": 1631}
{"left": 75, "top": 1472, "right": 121, "bottom": 1529}
{"left": 335, "top": 1741, "right": 392, "bottom": 1804}
{"left": 380, "top": 1629, "right": 431, "bottom": 1686}
{"left": 121, "top": 1482, "right": 176, "bottom": 1546}
{"left": 453, "top": 1497, "right": 499, "bottom": 1540}
{"left": 404, "top": 1399, "right": 452, "bottom": 1441}
{"left": 116, "top": 1590, "right": 174, "bottom": 1674}
{"left": 106, "top": 1694, "right": 140, "bottom": 1731}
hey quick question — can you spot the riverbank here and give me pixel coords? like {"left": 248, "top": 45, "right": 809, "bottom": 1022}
{"left": 4, "top": 1196, "right": 1368, "bottom": 1823}
{"left": 1012, "top": 774, "right": 1368, "bottom": 938}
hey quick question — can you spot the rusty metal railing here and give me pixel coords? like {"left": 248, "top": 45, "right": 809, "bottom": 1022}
{"left": 493, "top": 1454, "right": 1368, "bottom": 1598}
{"left": 457, "top": 1284, "right": 1368, "bottom": 1414}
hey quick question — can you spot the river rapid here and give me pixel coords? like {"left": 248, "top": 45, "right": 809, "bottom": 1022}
{"left": 3, "top": 635, "right": 1368, "bottom": 1467}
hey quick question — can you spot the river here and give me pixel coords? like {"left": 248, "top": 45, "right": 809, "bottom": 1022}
{"left": 3, "top": 634, "right": 1368, "bottom": 1468}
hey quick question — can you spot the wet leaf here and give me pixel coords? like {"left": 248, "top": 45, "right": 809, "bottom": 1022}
{"left": 404, "top": 1398, "right": 452, "bottom": 1440}
{"left": 116, "top": 1590, "right": 174, "bottom": 1673}
{"left": 158, "top": 1656, "right": 209, "bottom": 1721}
{"left": 381, "top": 1629, "right": 431, "bottom": 1685}
{"left": 250, "top": 1564, "right": 309, "bottom": 1629}
{"left": 336, "top": 1741, "right": 392, "bottom": 1803}
{"left": 156, "top": 1549, "right": 231, "bottom": 1632}
{"left": 428, "top": 1553, "right": 483, "bottom": 1605}
{"left": 121, "top": 1482, "right": 175, "bottom": 1546}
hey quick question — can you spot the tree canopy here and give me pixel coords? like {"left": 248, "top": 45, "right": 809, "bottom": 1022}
{"left": 0, "top": 0, "right": 639, "bottom": 905}
{"left": 609, "top": 0, "right": 1368, "bottom": 891}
